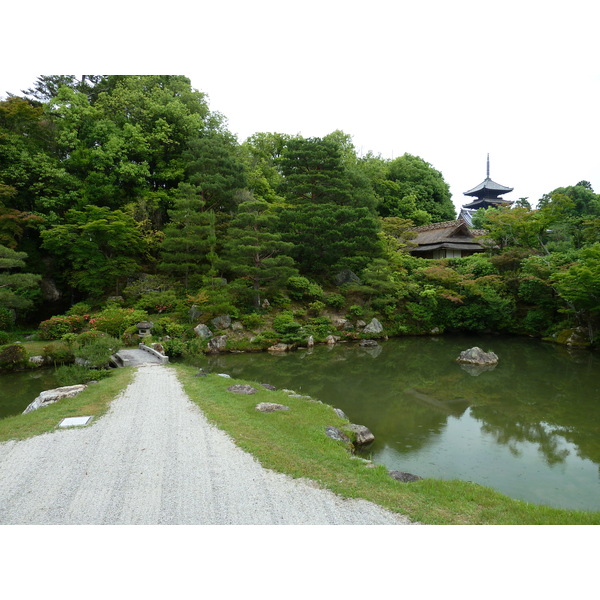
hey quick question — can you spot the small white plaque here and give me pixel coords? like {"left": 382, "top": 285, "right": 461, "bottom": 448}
{"left": 59, "top": 416, "right": 93, "bottom": 427}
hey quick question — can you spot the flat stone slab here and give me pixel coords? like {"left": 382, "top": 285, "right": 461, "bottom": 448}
{"left": 59, "top": 416, "right": 93, "bottom": 428}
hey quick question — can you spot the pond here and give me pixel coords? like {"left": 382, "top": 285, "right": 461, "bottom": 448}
{"left": 200, "top": 335, "right": 600, "bottom": 512}
{"left": 0, "top": 368, "right": 60, "bottom": 420}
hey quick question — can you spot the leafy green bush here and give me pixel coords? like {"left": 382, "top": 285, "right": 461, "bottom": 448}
{"left": 0, "top": 344, "right": 29, "bottom": 370}
{"left": 155, "top": 317, "right": 186, "bottom": 338}
{"left": 134, "top": 290, "right": 179, "bottom": 314}
{"left": 162, "top": 338, "right": 186, "bottom": 357}
{"left": 306, "top": 316, "right": 333, "bottom": 339}
{"left": 66, "top": 302, "right": 93, "bottom": 316}
{"left": 74, "top": 334, "right": 121, "bottom": 368}
{"left": 286, "top": 276, "right": 324, "bottom": 301}
{"left": 55, "top": 364, "right": 111, "bottom": 387}
{"left": 89, "top": 307, "right": 148, "bottom": 338}
{"left": 0, "top": 331, "right": 9, "bottom": 345}
{"left": 240, "top": 313, "right": 265, "bottom": 330}
{"left": 0, "top": 308, "right": 15, "bottom": 330}
{"left": 38, "top": 314, "right": 89, "bottom": 340}
{"left": 307, "top": 300, "right": 326, "bottom": 315}
{"left": 324, "top": 293, "right": 346, "bottom": 310}
{"left": 42, "top": 343, "right": 75, "bottom": 366}
{"left": 348, "top": 304, "right": 364, "bottom": 319}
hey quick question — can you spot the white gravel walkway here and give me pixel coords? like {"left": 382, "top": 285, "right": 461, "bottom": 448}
{"left": 0, "top": 365, "right": 413, "bottom": 525}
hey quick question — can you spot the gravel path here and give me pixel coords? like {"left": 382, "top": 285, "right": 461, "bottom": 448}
{"left": 0, "top": 365, "right": 414, "bottom": 525}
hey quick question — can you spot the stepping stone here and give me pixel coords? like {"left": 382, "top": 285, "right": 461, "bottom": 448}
{"left": 59, "top": 416, "right": 93, "bottom": 428}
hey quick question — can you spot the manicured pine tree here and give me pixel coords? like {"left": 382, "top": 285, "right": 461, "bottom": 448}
{"left": 219, "top": 199, "right": 297, "bottom": 309}
{"left": 159, "top": 183, "right": 217, "bottom": 291}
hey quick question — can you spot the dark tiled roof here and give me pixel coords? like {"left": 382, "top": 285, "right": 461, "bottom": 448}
{"left": 464, "top": 177, "right": 513, "bottom": 196}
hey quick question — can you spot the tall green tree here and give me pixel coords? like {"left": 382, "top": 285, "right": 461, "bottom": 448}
{"left": 220, "top": 199, "right": 297, "bottom": 308}
{"left": 40, "top": 205, "right": 147, "bottom": 296}
{"left": 159, "top": 183, "right": 217, "bottom": 290}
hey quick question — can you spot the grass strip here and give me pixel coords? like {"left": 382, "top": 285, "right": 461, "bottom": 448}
{"left": 0, "top": 367, "right": 133, "bottom": 442}
{"left": 174, "top": 363, "right": 600, "bottom": 525}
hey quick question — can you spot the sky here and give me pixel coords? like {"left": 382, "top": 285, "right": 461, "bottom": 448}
{"left": 3, "top": 0, "right": 599, "bottom": 215}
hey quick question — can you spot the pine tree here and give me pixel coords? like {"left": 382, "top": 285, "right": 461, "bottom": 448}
{"left": 159, "top": 183, "right": 217, "bottom": 290}
{"left": 0, "top": 244, "right": 41, "bottom": 311}
{"left": 220, "top": 199, "right": 297, "bottom": 308}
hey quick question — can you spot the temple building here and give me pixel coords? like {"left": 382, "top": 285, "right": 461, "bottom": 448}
{"left": 459, "top": 154, "right": 513, "bottom": 226}
{"left": 409, "top": 155, "right": 513, "bottom": 258}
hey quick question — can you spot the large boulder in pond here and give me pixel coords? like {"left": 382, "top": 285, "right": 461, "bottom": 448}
{"left": 363, "top": 318, "right": 383, "bottom": 334}
{"left": 207, "top": 335, "right": 227, "bottom": 353}
{"left": 23, "top": 384, "right": 87, "bottom": 414}
{"left": 346, "top": 424, "right": 375, "bottom": 446}
{"left": 456, "top": 346, "right": 498, "bottom": 366}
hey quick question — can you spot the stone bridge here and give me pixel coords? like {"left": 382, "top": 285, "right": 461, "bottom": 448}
{"left": 113, "top": 344, "right": 168, "bottom": 368}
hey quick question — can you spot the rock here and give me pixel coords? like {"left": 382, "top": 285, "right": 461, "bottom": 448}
{"left": 268, "top": 343, "right": 289, "bottom": 352}
{"left": 23, "top": 384, "right": 87, "bottom": 414}
{"left": 255, "top": 402, "right": 290, "bottom": 412}
{"left": 456, "top": 346, "right": 499, "bottom": 366}
{"left": 325, "top": 426, "right": 352, "bottom": 444}
{"left": 460, "top": 363, "right": 497, "bottom": 377}
{"left": 333, "top": 407, "right": 348, "bottom": 420}
{"left": 346, "top": 423, "right": 375, "bottom": 445}
{"left": 388, "top": 470, "right": 423, "bottom": 483}
{"left": 262, "top": 299, "right": 270, "bottom": 309}
{"left": 356, "top": 320, "right": 366, "bottom": 329}
{"left": 227, "top": 384, "right": 258, "bottom": 395}
{"left": 195, "top": 369, "right": 208, "bottom": 377}
{"left": 194, "top": 323, "right": 213, "bottom": 339}
{"left": 359, "top": 339, "right": 379, "bottom": 347}
{"left": 261, "top": 383, "right": 277, "bottom": 391}
{"left": 217, "top": 373, "right": 231, "bottom": 378}
{"left": 363, "top": 318, "right": 383, "bottom": 334}
{"left": 151, "top": 342, "right": 165, "bottom": 355}
{"left": 554, "top": 327, "right": 591, "bottom": 347}
{"left": 307, "top": 335, "right": 314, "bottom": 348}
{"left": 211, "top": 314, "right": 232, "bottom": 330}
{"left": 28, "top": 355, "right": 44, "bottom": 366}
{"left": 334, "top": 269, "right": 361, "bottom": 286}
{"left": 331, "top": 316, "right": 349, "bottom": 330}
{"left": 325, "top": 335, "right": 337, "bottom": 345}
{"left": 40, "top": 278, "right": 61, "bottom": 301}
{"left": 231, "top": 321, "right": 244, "bottom": 331}
{"left": 207, "top": 335, "right": 227, "bottom": 353}
{"left": 189, "top": 304, "right": 202, "bottom": 322}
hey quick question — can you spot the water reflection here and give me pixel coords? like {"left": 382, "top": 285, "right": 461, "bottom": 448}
{"left": 204, "top": 335, "right": 600, "bottom": 510}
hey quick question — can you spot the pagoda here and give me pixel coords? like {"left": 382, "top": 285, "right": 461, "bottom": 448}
{"left": 459, "top": 154, "right": 513, "bottom": 225}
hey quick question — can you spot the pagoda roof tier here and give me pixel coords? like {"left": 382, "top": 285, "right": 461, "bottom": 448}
{"left": 464, "top": 177, "right": 514, "bottom": 198}
{"left": 462, "top": 197, "right": 514, "bottom": 210}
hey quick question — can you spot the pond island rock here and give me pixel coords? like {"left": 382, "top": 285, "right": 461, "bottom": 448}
{"left": 456, "top": 346, "right": 499, "bottom": 366}
{"left": 23, "top": 384, "right": 87, "bottom": 414}
{"left": 346, "top": 424, "right": 375, "bottom": 446}
{"left": 363, "top": 318, "right": 383, "bottom": 334}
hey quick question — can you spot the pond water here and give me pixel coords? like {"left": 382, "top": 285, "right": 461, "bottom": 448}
{"left": 0, "top": 368, "right": 60, "bottom": 420}
{"left": 201, "top": 335, "right": 600, "bottom": 512}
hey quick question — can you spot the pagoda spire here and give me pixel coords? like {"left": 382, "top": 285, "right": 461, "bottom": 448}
{"left": 487, "top": 153, "right": 490, "bottom": 179}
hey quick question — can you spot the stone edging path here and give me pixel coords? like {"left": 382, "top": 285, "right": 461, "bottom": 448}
{"left": 0, "top": 365, "right": 414, "bottom": 525}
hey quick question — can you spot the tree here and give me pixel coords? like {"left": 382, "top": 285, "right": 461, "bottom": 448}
{"left": 159, "top": 183, "right": 217, "bottom": 290}
{"left": 40, "top": 205, "right": 147, "bottom": 296}
{"left": 0, "top": 244, "right": 41, "bottom": 311}
{"left": 220, "top": 199, "right": 297, "bottom": 308}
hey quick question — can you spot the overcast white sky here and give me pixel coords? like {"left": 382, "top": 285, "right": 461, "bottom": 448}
{"left": 4, "top": 1, "right": 599, "bottom": 214}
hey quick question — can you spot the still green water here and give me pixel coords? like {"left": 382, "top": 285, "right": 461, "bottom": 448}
{"left": 202, "top": 335, "right": 600, "bottom": 512}
{"left": 0, "top": 368, "right": 60, "bottom": 419}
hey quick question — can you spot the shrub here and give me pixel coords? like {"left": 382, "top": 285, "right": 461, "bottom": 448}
{"left": 0, "top": 331, "right": 9, "bottom": 345}
{"left": 348, "top": 304, "right": 364, "bottom": 319}
{"left": 74, "top": 334, "right": 121, "bottom": 368}
{"left": 324, "top": 293, "right": 346, "bottom": 311}
{"left": 134, "top": 290, "right": 179, "bottom": 314}
{"left": 55, "top": 364, "right": 111, "bottom": 387}
{"left": 42, "top": 343, "right": 75, "bottom": 366}
{"left": 286, "top": 276, "right": 324, "bottom": 301}
{"left": 306, "top": 316, "right": 333, "bottom": 339}
{"left": 307, "top": 300, "right": 326, "bottom": 316}
{"left": 66, "top": 302, "right": 93, "bottom": 316}
{"left": 38, "top": 314, "right": 88, "bottom": 340}
{"left": 89, "top": 307, "right": 148, "bottom": 338}
{"left": 240, "top": 313, "right": 265, "bottom": 330}
{"left": 0, "top": 307, "right": 15, "bottom": 330}
{"left": 155, "top": 317, "right": 186, "bottom": 338}
{"left": 162, "top": 338, "right": 186, "bottom": 357}
{"left": 0, "top": 344, "right": 29, "bottom": 370}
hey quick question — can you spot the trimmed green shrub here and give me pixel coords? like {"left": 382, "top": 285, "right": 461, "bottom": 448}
{"left": 240, "top": 313, "right": 265, "bottom": 330}
{"left": 286, "top": 276, "right": 324, "bottom": 301}
{"left": 66, "top": 302, "right": 93, "bottom": 316}
{"left": 324, "top": 293, "right": 346, "bottom": 310}
{"left": 38, "top": 314, "right": 89, "bottom": 340}
{"left": 0, "top": 344, "right": 29, "bottom": 370}
{"left": 55, "top": 364, "right": 111, "bottom": 387}
{"left": 74, "top": 333, "right": 121, "bottom": 368}
{"left": 42, "top": 343, "right": 75, "bottom": 366}
{"left": 0, "top": 308, "right": 15, "bottom": 330}
{"left": 0, "top": 331, "right": 10, "bottom": 345}
{"left": 134, "top": 290, "right": 179, "bottom": 314}
{"left": 89, "top": 307, "right": 148, "bottom": 338}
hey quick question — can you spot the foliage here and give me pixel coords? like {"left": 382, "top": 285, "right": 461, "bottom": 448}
{"left": 134, "top": 290, "right": 179, "bottom": 314}
{"left": 42, "top": 343, "right": 74, "bottom": 366}
{"left": 0, "top": 343, "right": 29, "bottom": 370}
{"left": 55, "top": 364, "right": 111, "bottom": 387}
{"left": 73, "top": 333, "right": 121, "bottom": 368}
{"left": 38, "top": 314, "right": 89, "bottom": 340}
{"left": 0, "top": 307, "right": 15, "bottom": 330}
{"left": 88, "top": 307, "right": 148, "bottom": 338}
{"left": 0, "top": 244, "right": 41, "bottom": 313}
{"left": 286, "top": 276, "right": 324, "bottom": 301}
{"left": 65, "top": 302, "right": 93, "bottom": 316}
